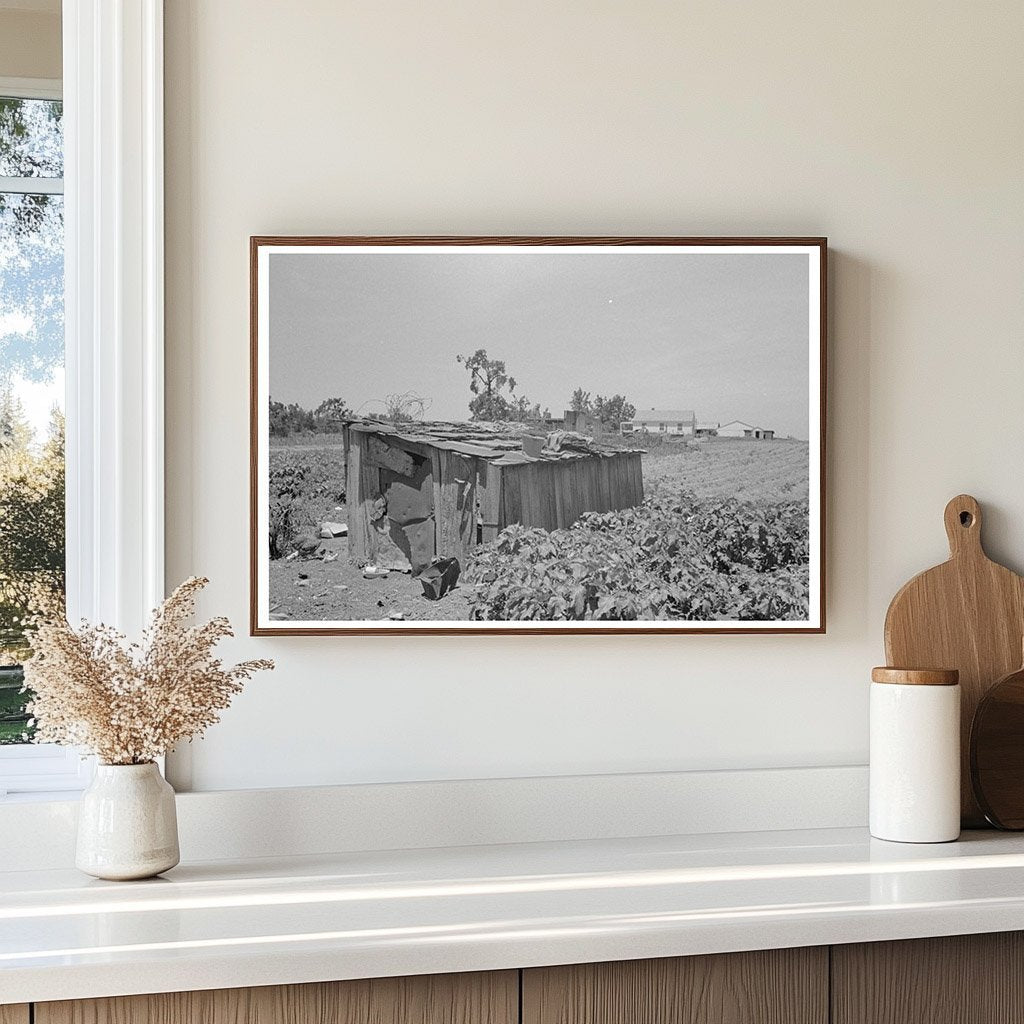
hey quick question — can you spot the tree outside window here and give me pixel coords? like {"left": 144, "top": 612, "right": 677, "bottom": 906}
{"left": 0, "top": 94, "right": 65, "bottom": 744}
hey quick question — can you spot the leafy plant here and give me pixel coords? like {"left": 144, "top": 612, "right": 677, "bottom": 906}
{"left": 466, "top": 493, "right": 810, "bottom": 621}
{"left": 268, "top": 449, "right": 346, "bottom": 558}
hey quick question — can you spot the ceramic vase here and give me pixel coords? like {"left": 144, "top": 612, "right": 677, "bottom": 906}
{"left": 76, "top": 762, "right": 180, "bottom": 880}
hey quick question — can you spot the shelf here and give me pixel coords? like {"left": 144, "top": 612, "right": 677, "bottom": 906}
{"left": 5, "top": 827, "right": 1024, "bottom": 1004}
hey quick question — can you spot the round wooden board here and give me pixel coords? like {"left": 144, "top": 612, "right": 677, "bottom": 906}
{"left": 971, "top": 663, "right": 1024, "bottom": 829}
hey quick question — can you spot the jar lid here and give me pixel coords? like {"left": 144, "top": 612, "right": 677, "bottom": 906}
{"left": 871, "top": 667, "right": 959, "bottom": 686}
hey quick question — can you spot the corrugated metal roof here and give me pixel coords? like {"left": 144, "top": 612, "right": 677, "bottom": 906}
{"left": 347, "top": 419, "right": 644, "bottom": 463}
{"left": 628, "top": 410, "right": 695, "bottom": 423}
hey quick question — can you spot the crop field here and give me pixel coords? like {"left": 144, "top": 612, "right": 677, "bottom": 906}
{"left": 467, "top": 440, "right": 812, "bottom": 622}
{"left": 640, "top": 438, "right": 809, "bottom": 503}
{"left": 266, "top": 436, "right": 811, "bottom": 623}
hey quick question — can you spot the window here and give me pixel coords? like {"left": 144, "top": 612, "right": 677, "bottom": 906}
{"left": 0, "top": 82, "right": 82, "bottom": 795}
{"left": 0, "top": 8, "right": 166, "bottom": 798}
{"left": 0, "top": 86, "right": 64, "bottom": 748}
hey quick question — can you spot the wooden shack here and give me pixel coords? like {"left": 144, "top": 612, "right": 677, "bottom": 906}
{"left": 342, "top": 421, "right": 644, "bottom": 573}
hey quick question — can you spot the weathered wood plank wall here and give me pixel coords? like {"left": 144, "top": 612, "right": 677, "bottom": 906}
{"left": 477, "top": 462, "right": 501, "bottom": 544}
{"left": 345, "top": 430, "right": 371, "bottom": 564}
{"left": 498, "top": 453, "right": 643, "bottom": 533}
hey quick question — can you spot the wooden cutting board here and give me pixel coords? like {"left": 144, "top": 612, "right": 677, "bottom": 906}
{"left": 884, "top": 494, "right": 1024, "bottom": 826}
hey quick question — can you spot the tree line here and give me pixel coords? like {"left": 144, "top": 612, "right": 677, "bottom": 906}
{"left": 269, "top": 397, "right": 352, "bottom": 437}
{"left": 456, "top": 349, "right": 635, "bottom": 429}
{"left": 269, "top": 348, "right": 638, "bottom": 437}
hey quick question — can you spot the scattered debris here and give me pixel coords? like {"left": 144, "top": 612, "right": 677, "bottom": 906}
{"left": 295, "top": 579, "right": 310, "bottom": 587}
{"left": 295, "top": 535, "right": 322, "bottom": 557}
{"left": 322, "top": 551, "right": 339, "bottom": 563}
{"left": 319, "top": 521, "right": 348, "bottom": 539}
{"left": 363, "top": 565, "right": 390, "bottom": 580}
{"left": 285, "top": 551, "right": 299, "bottom": 561}
{"left": 419, "top": 557, "right": 461, "bottom": 600}
{"left": 298, "top": 571, "right": 309, "bottom": 579}
{"left": 388, "top": 611, "right": 406, "bottom": 621}
{"left": 521, "top": 434, "right": 545, "bottom": 458}
{"left": 543, "top": 429, "right": 601, "bottom": 455}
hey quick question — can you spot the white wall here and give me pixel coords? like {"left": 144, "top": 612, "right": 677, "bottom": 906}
{"left": 164, "top": 0, "right": 1024, "bottom": 792}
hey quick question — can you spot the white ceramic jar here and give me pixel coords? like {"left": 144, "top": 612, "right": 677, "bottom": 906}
{"left": 870, "top": 667, "right": 961, "bottom": 843}
{"left": 76, "top": 762, "right": 180, "bottom": 880}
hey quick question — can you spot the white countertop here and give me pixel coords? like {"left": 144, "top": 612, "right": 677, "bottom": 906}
{"left": 4, "top": 826, "right": 1024, "bottom": 1004}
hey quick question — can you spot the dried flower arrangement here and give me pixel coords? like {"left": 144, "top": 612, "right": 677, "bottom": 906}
{"left": 23, "top": 577, "right": 273, "bottom": 765}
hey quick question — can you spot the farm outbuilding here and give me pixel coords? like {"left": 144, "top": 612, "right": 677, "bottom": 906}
{"left": 342, "top": 420, "right": 645, "bottom": 574}
{"left": 717, "top": 420, "right": 775, "bottom": 440}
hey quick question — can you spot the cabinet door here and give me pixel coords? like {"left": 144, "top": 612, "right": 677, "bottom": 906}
{"left": 832, "top": 932, "right": 1024, "bottom": 1024}
{"left": 0, "top": 1007, "right": 29, "bottom": 1024}
{"left": 523, "top": 948, "right": 828, "bottom": 1024}
{"left": 36, "top": 971, "right": 517, "bottom": 1024}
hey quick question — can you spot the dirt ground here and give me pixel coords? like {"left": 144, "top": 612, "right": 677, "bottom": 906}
{"left": 268, "top": 536, "right": 474, "bottom": 623}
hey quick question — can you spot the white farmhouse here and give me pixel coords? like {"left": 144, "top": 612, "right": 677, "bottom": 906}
{"left": 717, "top": 419, "right": 776, "bottom": 440}
{"left": 620, "top": 409, "right": 696, "bottom": 436}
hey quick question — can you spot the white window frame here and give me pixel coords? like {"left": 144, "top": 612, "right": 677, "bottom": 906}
{"left": 0, "top": 0, "right": 164, "bottom": 798}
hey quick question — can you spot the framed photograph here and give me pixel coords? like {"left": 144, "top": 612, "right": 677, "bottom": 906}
{"left": 250, "top": 236, "right": 826, "bottom": 635}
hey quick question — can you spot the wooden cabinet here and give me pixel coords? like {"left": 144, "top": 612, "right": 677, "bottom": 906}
{"left": 832, "top": 932, "right": 1024, "bottom": 1024}
{"left": 14, "top": 933, "right": 1024, "bottom": 1024}
{"left": 34, "top": 972, "right": 517, "bottom": 1024}
{"left": 522, "top": 948, "right": 828, "bottom": 1024}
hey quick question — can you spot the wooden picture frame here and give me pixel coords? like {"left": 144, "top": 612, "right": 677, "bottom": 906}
{"left": 251, "top": 236, "right": 826, "bottom": 635}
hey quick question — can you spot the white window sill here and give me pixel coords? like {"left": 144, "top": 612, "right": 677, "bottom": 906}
{"left": 0, "top": 789, "right": 85, "bottom": 804}
{"left": 0, "top": 746, "right": 94, "bottom": 800}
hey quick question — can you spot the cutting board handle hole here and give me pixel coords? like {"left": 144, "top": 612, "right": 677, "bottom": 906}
{"left": 960, "top": 511, "right": 974, "bottom": 527}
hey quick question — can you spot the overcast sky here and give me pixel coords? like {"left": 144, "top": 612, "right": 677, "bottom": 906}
{"left": 269, "top": 250, "right": 811, "bottom": 438}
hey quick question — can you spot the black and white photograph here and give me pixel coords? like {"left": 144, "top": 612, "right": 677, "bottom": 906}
{"left": 251, "top": 238, "right": 825, "bottom": 634}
